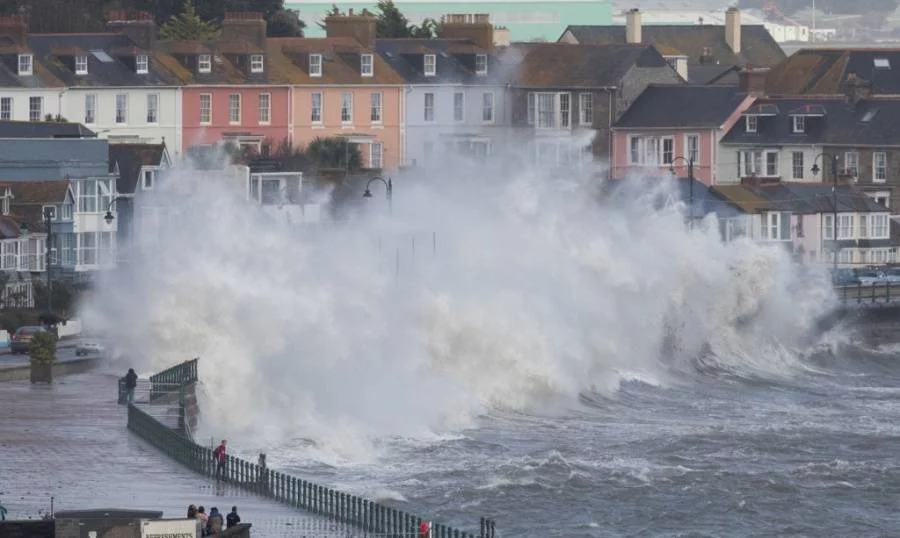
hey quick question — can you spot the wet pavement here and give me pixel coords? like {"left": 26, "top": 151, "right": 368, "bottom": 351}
{"left": 0, "top": 368, "right": 355, "bottom": 537}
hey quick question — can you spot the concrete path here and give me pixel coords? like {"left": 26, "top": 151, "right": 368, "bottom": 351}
{"left": 0, "top": 368, "right": 360, "bottom": 538}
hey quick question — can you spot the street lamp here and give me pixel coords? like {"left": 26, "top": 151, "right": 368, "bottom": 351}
{"left": 363, "top": 176, "right": 393, "bottom": 214}
{"left": 669, "top": 155, "right": 696, "bottom": 230}
{"left": 810, "top": 153, "right": 840, "bottom": 271}
{"left": 103, "top": 195, "right": 129, "bottom": 225}
{"left": 43, "top": 206, "right": 54, "bottom": 313}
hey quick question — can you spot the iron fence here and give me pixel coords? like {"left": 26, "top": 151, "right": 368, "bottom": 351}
{"left": 148, "top": 358, "right": 198, "bottom": 402}
{"left": 836, "top": 282, "right": 900, "bottom": 305}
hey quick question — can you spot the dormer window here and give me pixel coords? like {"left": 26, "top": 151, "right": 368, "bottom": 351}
{"left": 361, "top": 53, "right": 373, "bottom": 77}
{"left": 475, "top": 54, "right": 487, "bottom": 75}
{"left": 198, "top": 54, "right": 212, "bottom": 74}
{"left": 745, "top": 115, "right": 757, "bottom": 133}
{"left": 424, "top": 54, "right": 436, "bottom": 76}
{"left": 136, "top": 54, "right": 149, "bottom": 74}
{"left": 792, "top": 115, "right": 805, "bottom": 133}
{"left": 250, "top": 54, "right": 264, "bottom": 73}
{"left": 17, "top": 54, "right": 32, "bottom": 76}
{"left": 309, "top": 54, "right": 322, "bottom": 77}
{"left": 75, "top": 55, "right": 88, "bottom": 75}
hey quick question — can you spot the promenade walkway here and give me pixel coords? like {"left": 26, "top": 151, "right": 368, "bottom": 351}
{"left": 0, "top": 368, "right": 350, "bottom": 538}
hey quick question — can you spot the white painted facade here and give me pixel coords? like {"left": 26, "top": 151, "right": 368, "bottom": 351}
{"left": 404, "top": 84, "right": 512, "bottom": 167}
{"left": 63, "top": 87, "right": 183, "bottom": 150}
{"left": 716, "top": 144, "right": 824, "bottom": 184}
{"left": 0, "top": 88, "right": 64, "bottom": 122}
{"left": 609, "top": 9, "right": 810, "bottom": 43}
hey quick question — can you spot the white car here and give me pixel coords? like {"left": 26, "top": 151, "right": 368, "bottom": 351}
{"left": 857, "top": 270, "right": 889, "bottom": 286}
{"left": 75, "top": 341, "right": 104, "bottom": 356}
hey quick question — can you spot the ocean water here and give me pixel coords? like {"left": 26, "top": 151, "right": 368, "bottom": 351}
{"left": 83, "top": 148, "right": 897, "bottom": 537}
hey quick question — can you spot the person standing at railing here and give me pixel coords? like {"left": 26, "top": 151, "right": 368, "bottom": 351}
{"left": 213, "top": 440, "right": 228, "bottom": 481}
{"left": 123, "top": 368, "right": 138, "bottom": 404}
{"left": 226, "top": 506, "right": 240, "bottom": 529}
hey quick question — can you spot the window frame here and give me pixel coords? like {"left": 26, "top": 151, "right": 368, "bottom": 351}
{"left": 75, "top": 55, "right": 88, "bottom": 75}
{"left": 28, "top": 96, "right": 42, "bottom": 122}
{"left": 136, "top": 54, "right": 149, "bottom": 74}
{"left": 424, "top": 92, "right": 435, "bottom": 122}
{"left": 579, "top": 93, "right": 593, "bottom": 126}
{"left": 0, "top": 97, "right": 10, "bottom": 121}
{"left": 258, "top": 93, "right": 271, "bottom": 124}
{"left": 199, "top": 93, "right": 212, "bottom": 124}
{"left": 250, "top": 54, "right": 264, "bottom": 73}
{"left": 360, "top": 54, "right": 374, "bottom": 77}
{"left": 370, "top": 91, "right": 382, "bottom": 124}
{"left": 423, "top": 54, "right": 436, "bottom": 76}
{"left": 792, "top": 151, "right": 804, "bottom": 180}
{"left": 309, "top": 54, "right": 323, "bottom": 77}
{"left": 198, "top": 54, "right": 212, "bottom": 74}
{"left": 482, "top": 92, "right": 494, "bottom": 123}
{"left": 340, "top": 92, "right": 353, "bottom": 124}
{"left": 791, "top": 115, "right": 805, "bottom": 133}
{"left": 475, "top": 54, "right": 488, "bottom": 75}
{"left": 873, "top": 151, "right": 888, "bottom": 183}
{"left": 84, "top": 93, "right": 97, "bottom": 125}
{"left": 745, "top": 115, "right": 757, "bottom": 133}
{"left": 18, "top": 54, "right": 32, "bottom": 76}
{"left": 115, "top": 93, "right": 128, "bottom": 124}
{"left": 310, "top": 92, "right": 323, "bottom": 124}
{"left": 453, "top": 91, "right": 465, "bottom": 123}
{"left": 627, "top": 135, "right": 675, "bottom": 166}
{"left": 685, "top": 133, "right": 699, "bottom": 163}
{"left": 146, "top": 93, "right": 159, "bottom": 124}
{"left": 228, "top": 93, "right": 241, "bottom": 124}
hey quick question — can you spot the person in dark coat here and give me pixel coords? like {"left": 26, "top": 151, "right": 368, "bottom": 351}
{"left": 226, "top": 506, "right": 240, "bottom": 529}
{"left": 124, "top": 368, "right": 138, "bottom": 403}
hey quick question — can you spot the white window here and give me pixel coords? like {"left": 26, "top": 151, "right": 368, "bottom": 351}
{"left": 527, "top": 92, "right": 571, "bottom": 130}
{"left": 198, "top": 54, "right": 212, "bottom": 73}
{"left": 792, "top": 151, "right": 804, "bottom": 180}
{"left": 838, "top": 214, "right": 855, "bottom": 240}
{"left": 309, "top": 54, "right": 322, "bottom": 77}
{"left": 340, "top": 92, "right": 353, "bottom": 124}
{"left": 424, "top": 93, "right": 434, "bottom": 122}
{"left": 199, "top": 94, "right": 211, "bottom": 124}
{"left": 370, "top": 142, "right": 383, "bottom": 169}
{"left": 58, "top": 203, "right": 73, "bottom": 221}
{"left": 823, "top": 214, "right": 834, "bottom": 240}
{"left": 84, "top": 94, "right": 97, "bottom": 124}
{"left": 229, "top": 93, "right": 241, "bottom": 124}
{"left": 29, "top": 96, "right": 42, "bottom": 122}
{"left": 844, "top": 151, "right": 859, "bottom": 177}
{"left": 453, "top": 92, "right": 464, "bottom": 122}
{"left": 77, "top": 179, "right": 98, "bottom": 213}
{"left": 475, "top": 54, "right": 487, "bottom": 75}
{"left": 867, "top": 191, "right": 890, "bottom": 209}
{"left": 361, "top": 53, "right": 373, "bottom": 77}
{"left": 250, "top": 54, "right": 264, "bottom": 73}
{"left": 146, "top": 93, "right": 158, "bottom": 123}
{"left": 873, "top": 152, "right": 887, "bottom": 183}
{"left": 115, "top": 94, "right": 127, "bottom": 124}
{"left": 745, "top": 115, "right": 757, "bottom": 133}
{"left": 579, "top": 93, "right": 593, "bottom": 126}
{"left": 685, "top": 134, "right": 699, "bottom": 163}
{"left": 78, "top": 232, "right": 97, "bottom": 266}
{"left": 869, "top": 214, "right": 889, "bottom": 238}
{"left": 838, "top": 249, "right": 853, "bottom": 265}
{"left": 482, "top": 92, "right": 494, "bottom": 123}
{"left": 143, "top": 169, "right": 156, "bottom": 190}
{"left": 0, "top": 97, "right": 10, "bottom": 120}
{"left": 628, "top": 136, "right": 675, "bottom": 166}
{"left": 18, "top": 54, "right": 32, "bottom": 76}
{"left": 738, "top": 150, "right": 779, "bottom": 177}
{"left": 792, "top": 115, "right": 805, "bottom": 133}
{"left": 370, "top": 92, "right": 382, "bottom": 123}
{"left": 868, "top": 248, "right": 893, "bottom": 265}
{"left": 258, "top": 93, "right": 270, "bottom": 124}
{"left": 75, "top": 55, "right": 88, "bottom": 75}
{"left": 136, "top": 54, "right": 149, "bottom": 74}
{"left": 311, "top": 92, "right": 322, "bottom": 123}
{"left": 760, "top": 212, "right": 791, "bottom": 241}
{"left": 424, "top": 54, "right": 436, "bottom": 76}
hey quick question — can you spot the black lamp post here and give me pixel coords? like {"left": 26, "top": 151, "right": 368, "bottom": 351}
{"left": 43, "top": 206, "right": 54, "bottom": 313}
{"left": 103, "top": 195, "right": 129, "bottom": 225}
{"left": 363, "top": 176, "right": 393, "bottom": 214}
{"left": 810, "top": 153, "right": 840, "bottom": 271}
{"left": 669, "top": 156, "right": 696, "bottom": 230}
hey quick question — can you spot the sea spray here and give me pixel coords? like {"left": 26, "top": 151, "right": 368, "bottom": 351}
{"left": 81, "top": 148, "right": 837, "bottom": 458}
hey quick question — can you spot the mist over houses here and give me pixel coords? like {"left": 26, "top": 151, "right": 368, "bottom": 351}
{"left": 0, "top": 4, "right": 898, "bottom": 306}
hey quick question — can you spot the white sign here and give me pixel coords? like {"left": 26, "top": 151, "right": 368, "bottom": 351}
{"left": 140, "top": 519, "right": 198, "bottom": 538}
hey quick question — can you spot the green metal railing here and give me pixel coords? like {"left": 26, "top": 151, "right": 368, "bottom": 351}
{"left": 128, "top": 361, "right": 497, "bottom": 538}
{"left": 836, "top": 282, "right": 900, "bottom": 305}
{"left": 149, "top": 358, "right": 198, "bottom": 402}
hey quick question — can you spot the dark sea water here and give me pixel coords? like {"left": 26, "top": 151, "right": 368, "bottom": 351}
{"left": 253, "top": 339, "right": 900, "bottom": 538}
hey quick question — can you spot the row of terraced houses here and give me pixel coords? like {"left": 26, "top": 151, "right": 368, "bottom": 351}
{"left": 4, "top": 5, "right": 900, "bottom": 302}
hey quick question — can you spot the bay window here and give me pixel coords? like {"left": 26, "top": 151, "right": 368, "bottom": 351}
{"left": 838, "top": 214, "right": 855, "bottom": 240}
{"left": 760, "top": 211, "right": 791, "bottom": 241}
{"left": 868, "top": 214, "right": 889, "bottom": 239}
{"left": 738, "top": 149, "right": 779, "bottom": 177}
{"left": 527, "top": 92, "right": 571, "bottom": 130}
{"left": 628, "top": 136, "right": 674, "bottom": 166}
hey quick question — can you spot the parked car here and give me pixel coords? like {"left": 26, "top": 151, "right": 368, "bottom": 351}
{"left": 857, "top": 270, "right": 890, "bottom": 286}
{"left": 10, "top": 325, "right": 49, "bottom": 354}
{"left": 831, "top": 268, "right": 861, "bottom": 286}
{"left": 884, "top": 268, "right": 900, "bottom": 283}
{"left": 75, "top": 341, "right": 104, "bottom": 356}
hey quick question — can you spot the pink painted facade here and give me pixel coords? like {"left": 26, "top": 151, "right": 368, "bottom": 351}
{"left": 181, "top": 86, "right": 291, "bottom": 151}
{"left": 610, "top": 129, "right": 719, "bottom": 184}
{"left": 291, "top": 87, "right": 404, "bottom": 170}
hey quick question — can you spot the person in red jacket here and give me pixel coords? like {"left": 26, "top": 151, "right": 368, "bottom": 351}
{"left": 212, "top": 440, "right": 227, "bottom": 481}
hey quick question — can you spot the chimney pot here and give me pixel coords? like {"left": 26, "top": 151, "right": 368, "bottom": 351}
{"left": 221, "top": 12, "right": 267, "bottom": 47}
{"left": 626, "top": 8, "right": 641, "bottom": 44}
{"left": 738, "top": 67, "right": 768, "bottom": 94}
{"left": 0, "top": 15, "right": 27, "bottom": 46}
{"left": 726, "top": 8, "right": 741, "bottom": 54}
{"left": 438, "top": 13, "right": 494, "bottom": 51}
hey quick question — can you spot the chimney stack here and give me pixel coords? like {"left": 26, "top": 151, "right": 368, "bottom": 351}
{"left": 738, "top": 67, "right": 768, "bottom": 94}
{"left": 626, "top": 9, "right": 641, "bottom": 44}
{"left": 106, "top": 10, "right": 156, "bottom": 50}
{"left": 0, "top": 15, "right": 27, "bottom": 47}
{"left": 324, "top": 9, "right": 377, "bottom": 48}
{"left": 439, "top": 13, "right": 494, "bottom": 50}
{"left": 726, "top": 7, "right": 741, "bottom": 54}
{"left": 221, "top": 12, "right": 267, "bottom": 48}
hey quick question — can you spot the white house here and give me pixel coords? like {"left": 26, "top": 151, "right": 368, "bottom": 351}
{"left": 63, "top": 87, "right": 183, "bottom": 149}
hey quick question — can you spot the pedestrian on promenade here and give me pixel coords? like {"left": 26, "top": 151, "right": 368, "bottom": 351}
{"left": 207, "top": 507, "right": 224, "bottom": 535}
{"left": 0, "top": 499, "right": 7, "bottom": 521}
{"left": 123, "top": 368, "right": 138, "bottom": 404}
{"left": 187, "top": 504, "right": 197, "bottom": 519}
{"left": 213, "top": 440, "right": 227, "bottom": 481}
{"left": 196, "top": 506, "right": 208, "bottom": 527}
{"left": 226, "top": 506, "right": 240, "bottom": 529}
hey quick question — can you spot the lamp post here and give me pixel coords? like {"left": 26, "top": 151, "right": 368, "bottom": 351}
{"left": 103, "top": 195, "right": 129, "bottom": 225}
{"left": 362, "top": 176, "right": 393, "bottom": 214}
{"left": 810, "top": 153, "right": 840, "bottom": 271}
{"left": 43, "top": 206, "right": 54, "bottom": 313}
{"left": 669, "top": 156, "right": 696, "bottom": 230}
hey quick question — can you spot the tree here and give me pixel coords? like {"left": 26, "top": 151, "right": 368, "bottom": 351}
{"left": 32, "top": 280, "right": 77, "bottom": 319}
{"left": 159, "top": 0, "right": 220, "bottom": 40}
{"left": 29, "top": 330, "right": 57, "bottom": 384}
{"left": 306, "top": 137, "right": 362, "bottom": 171}
{"left": 266, "top": 8, "right": 305, "bottom": 37}
{"left": 373, "top": 0, "right": 438, "bottom": 38}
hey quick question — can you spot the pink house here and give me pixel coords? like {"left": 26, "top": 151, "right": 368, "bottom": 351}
{"left": 611, "top": 77, "right": 759, "bottom": 185}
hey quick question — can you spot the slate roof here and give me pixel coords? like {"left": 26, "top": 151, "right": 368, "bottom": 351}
{"left": 10, "top": 180, "right": 70, "bottom": 205}
{"left": 24, "top": 34, "right": 186, "bottom": 87}
{"left": 108, "top": 143, "right": 167, "bottom": 194}
{"left": 560, "top": 25, "right": 785, "bottom": 68}
{"left": 374, "top": 38, "right": 496, "bottom": 84}
{"left": 712, "top": 183, "right": 886, "bottom": 214}
{"left": 0, "top": 120, "right": 96, "bottom": 138}
{"left": 720, "top": 97, "right": 900, "bottom": 146}
{"left": 506, "top": 43, "right": 669, "bottom": 88}
{"left": 614, "top": 84, "right": 747, "bottom": 128}
{"left": 766, "top": 49, "right": 900, "bottom": 95}
{"left": 689, "top": 64, "right": 740, "bottom": 85}
{"left": 0, "top": 215, "right": 26, "bottom": 239}
{"left": 270, "top": 37, "right": 405, "bottom": 85}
